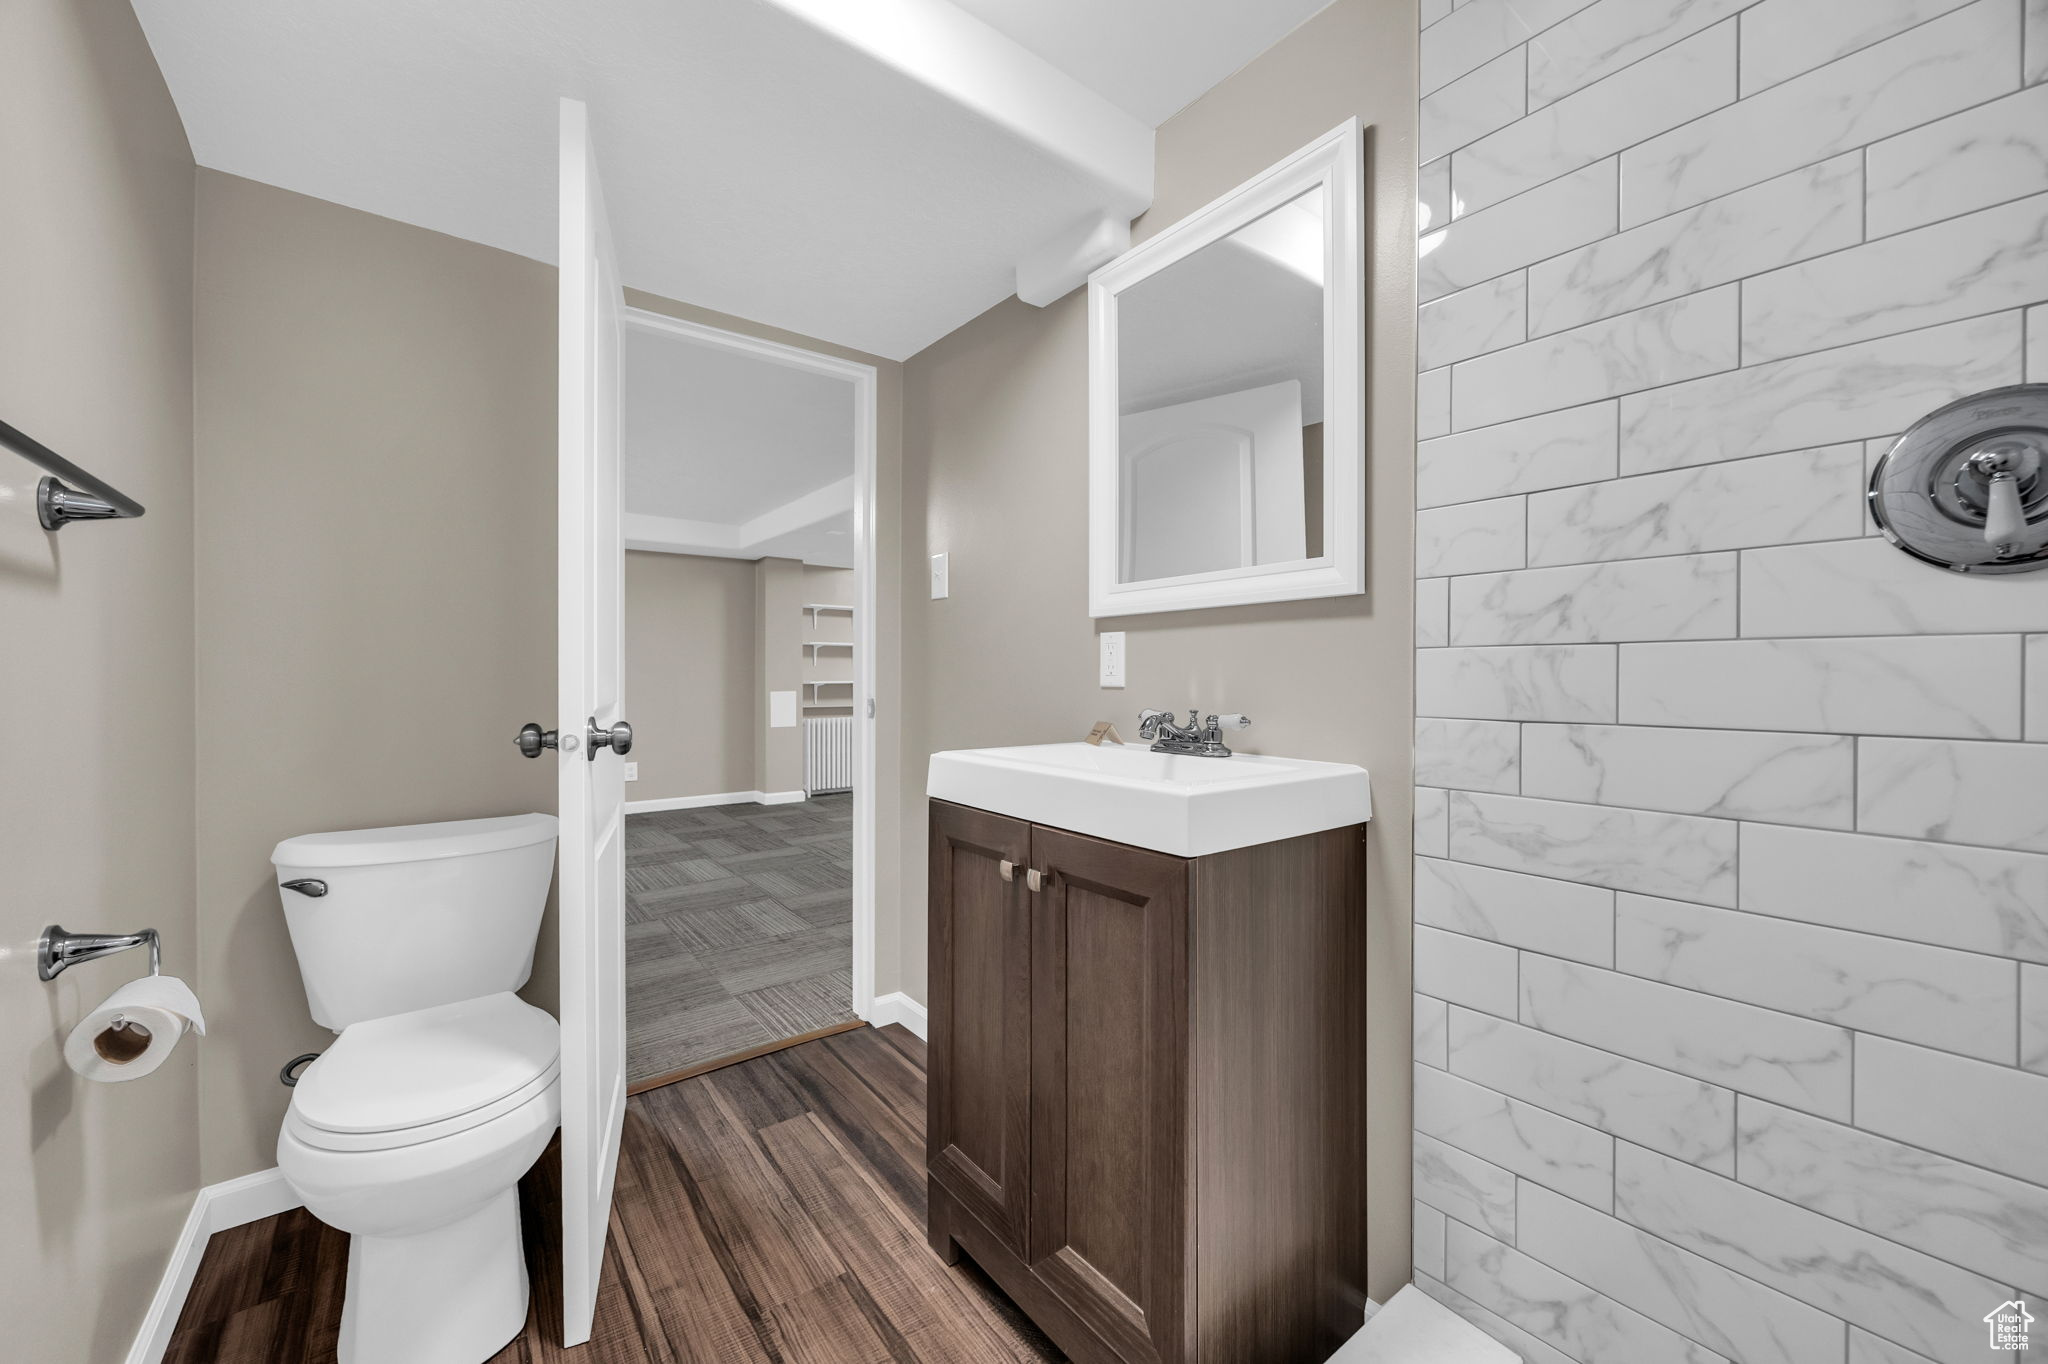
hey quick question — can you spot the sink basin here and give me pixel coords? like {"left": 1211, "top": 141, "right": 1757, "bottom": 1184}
{"left": 927, "top": 742, "right": 1371, "bottom": 858}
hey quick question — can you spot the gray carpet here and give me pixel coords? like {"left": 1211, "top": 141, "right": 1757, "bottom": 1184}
{"left": 624, "top": 795, "right": 855, "bottom": 1086}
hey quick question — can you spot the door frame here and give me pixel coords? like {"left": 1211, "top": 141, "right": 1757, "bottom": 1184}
{"left": 614, "top": 306, "right": 883, "bottom": 1020}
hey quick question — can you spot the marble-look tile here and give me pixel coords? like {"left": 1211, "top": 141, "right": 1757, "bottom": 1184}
{"left": 1420, "top": 273, "right": 1528, "bottom": 372}
{"left": 1416, "top": 856, "right": 1614, "bottom": 964}
{"left": 1617, "top": 894, "right": 2019, "bottom": 1062}
{"left": 1418, "top": 366, "right": 1451, "bottom": 440}
{"left": 1419, "top": 158, "right": 1452, "bottom": 239}
{"left": 2027, "top": 635, "right": 2048, "bottom": 738}
{"left": 2032, "top": 305, "right": 2048, "bottom": 381}
{"left": 2031, "top": 0, "right": 2048, "bottom": 83}
{"left": 1415, "top": 718, "right": 1522, "bottom": 793}
{"left": 1416, "top": 497, "right": 1527, "bottom": 578}
{"left": 1417, "top": 923, "right": 1519, "bottom": 1017}
{"left": 1445, "top": 1221, "right": 1730, "bottom": 1364}
{"left": 1413, "top": 1202, "right": 1448, "bottom": 1282}
{"left": 1528, "top": 155, "right": 1860, "bottom": 335}
{"left": 1859, "top": 738, "right": 2048, "bottom": 853}
{"left": 1450, "top": 553, "right": 1736, "bottom": 646}
{"left": 1417, "top": 644, "right": 1618, "bottom": 721}
{"left": 1738, "top": 0, "right": 1977, "bottom": 96}
{"left": 1521, "top": 723, "right": 1854, "bottom": 828}
{"left": 2023, "top": 964, "right": 2048, "bottom": 1074}
{"left": 1415, "top": 1131, "right": 1518, "bottom": 1238}
{"left": 1738, "top": 1098, "right": 2048, "bottom": 1297}
{"left": 1849, "top": 1330, "right": 1946, "bottom": 1364}
{"left": 1742, "top": 537, "right": 2048, "bottom": 637}
{"left": 1418, "top": 576, "right": 1451, "bottom": 648}
{"left": 1415, "top": 1275, "right": 1581, "bottom": 1364}
{"left": 1867, "top": 83, "right": 2048, "bottom": 237}
{"left": 1515, "top": 1180, "right": 1847, "bottom": 1364}
{"left": 1527, "top": 0, "right": 1748, "bottom": 106}
{"left": 1616, "top": 1143, "right": 2013, "bottom": 1361}
{"left": 1620, "top": 0, "right": 2017, "bottom": 225}
{"left": 1450, "top": 1007, "right": 1737, "bottom": 1172}
{"left": 1453, "top": 24, "right": 1735, "bottom": 217}
{"left": 1618, "top": 635, "right": 2023, "bottom": 740}
{"left": 1618, "top": 312, "right": 2023, "bottom": 474}
{"left": 1451, "top": 790, "right": 1738, "bottom": 903}
{"left": 1417, "top": 786, "right": 1452, "bottom": 857}
{"left": 1421, "top": 159, "right": 1616, "bottom": 304}
{"left": 1451, "top": 286, "right": 1738, "bottom": 432}
{"left": 1421, "top": 0, "right": 1454, "bottom": 31}
{"left": 1520, "top": 955, "right": 1852, "bottom": 1116}
{"left": 1741, "top": 821, "right": 2048, "bottom": 963}
{"left": 1856, "top": 1036, "right": 2048, "bottom": 1185}
{"left": 1743, "top": 193, "right": 2048, "bottom": 363}
{"left": 1421, "top": 402, "right": 1618, "bottom": 506}
{"left": 1417, "top": 992, "right": 1450, "bottom": 1068}
{"left": 1422, "top": 0, "right": 1599, "bottom": 93}
{"left": 1526, "top": 445, "right": 1864, "bottom": 566}
{"left": 1416, "top": 1064, "right": 1615, "bottom": 1208}
{"left": 1422, "top": 47, "right": 1526, "bottom": 163}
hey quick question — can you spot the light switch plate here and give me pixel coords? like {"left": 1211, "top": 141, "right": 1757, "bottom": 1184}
{"left": 623, "top": 761, "right": 639, "bottom": 782}
{"left": 930, "top": 551, "right": 950, "bottom": 599}
{"left": 1099, "top": 631, "right": 1126, "bottom": 687}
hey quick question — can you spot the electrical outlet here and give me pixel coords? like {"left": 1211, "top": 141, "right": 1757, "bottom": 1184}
{"left": 623, "top": 761, "right": 639, "bottom": 782}
{"left": 1099, "top": 631, "right": 1125, "bottom": 688}
{"left": 930, "top": 551, "right": 950, "bottom": 599}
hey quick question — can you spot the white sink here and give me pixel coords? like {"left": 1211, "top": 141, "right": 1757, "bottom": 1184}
{"left": 927, "top": 742, "right": 1371, "bottom": 858}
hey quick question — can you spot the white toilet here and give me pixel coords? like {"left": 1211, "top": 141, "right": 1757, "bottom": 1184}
{"left": 271, "top": 813, "right": 561, "bottom": 1364}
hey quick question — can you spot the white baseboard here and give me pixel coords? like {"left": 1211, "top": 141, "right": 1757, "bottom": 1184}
{"left": 624, "top": 789, "right": 809, "bottom": 814}
{"left": 127, "top": 1168, "right": 303, "bottom": 1364}
{"left": 869, "top": 991, "right": 927, "bottom": 1041}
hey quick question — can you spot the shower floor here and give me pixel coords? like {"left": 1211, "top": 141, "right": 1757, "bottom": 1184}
{"left": 622, "top": 794, "right": 855, "bottom": 1088}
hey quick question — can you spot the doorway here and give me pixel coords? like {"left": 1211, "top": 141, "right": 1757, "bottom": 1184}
{"left": 615, "top": 308, "right": 878, "bottom": 1092}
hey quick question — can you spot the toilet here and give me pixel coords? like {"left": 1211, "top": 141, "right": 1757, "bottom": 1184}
{"left": 271, "top": 813, "right": 560, "bottom": 1364}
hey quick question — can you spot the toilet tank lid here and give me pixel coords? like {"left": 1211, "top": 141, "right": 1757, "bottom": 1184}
{"left": 271, "top": 813, "right": 559, "bottom": 868}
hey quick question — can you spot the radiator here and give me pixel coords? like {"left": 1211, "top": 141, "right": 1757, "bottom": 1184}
{"left": 804, "top": 715, "right": 854, "bottom": 795}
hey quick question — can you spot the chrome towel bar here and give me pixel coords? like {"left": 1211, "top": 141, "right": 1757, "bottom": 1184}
{"left": 0, "top": 416, "right": 146, "bottom": 530}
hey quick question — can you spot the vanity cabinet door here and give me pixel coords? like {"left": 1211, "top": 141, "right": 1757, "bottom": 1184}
{"left": 1027, "top": 826, "right": 1190, "bottom": 1364}
{"left": 928, "top": 801, "right": 1035, "bottom": 1255}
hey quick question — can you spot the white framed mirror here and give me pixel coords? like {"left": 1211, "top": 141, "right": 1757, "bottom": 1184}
{"left": 1088, "top": 119, "right": 1364, "bottom": 618}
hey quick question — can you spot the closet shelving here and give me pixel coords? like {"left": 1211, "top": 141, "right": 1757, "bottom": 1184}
{"left": 802, "top": 603, "right": 855, "bottom": 712}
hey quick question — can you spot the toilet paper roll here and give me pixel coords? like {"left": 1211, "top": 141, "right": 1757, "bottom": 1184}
{"left": 63, "top": 975, "right": 206, "bottom": 1083}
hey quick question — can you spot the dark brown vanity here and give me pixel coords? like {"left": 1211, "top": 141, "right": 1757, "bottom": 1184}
{"left": 925, "top": 797, "right": 1369, "bottom": 1364}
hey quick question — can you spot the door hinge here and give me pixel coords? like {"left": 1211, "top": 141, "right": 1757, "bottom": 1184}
{"left": 867, "top": 696, "right": 876, "bottom": 719}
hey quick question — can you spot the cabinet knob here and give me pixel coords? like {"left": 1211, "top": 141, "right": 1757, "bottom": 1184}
{"left": 1026, "top": 868, "right": 1044, "bottom": 893}
{"left": 999, "top": 859, "right": 1016, "bottom": 883}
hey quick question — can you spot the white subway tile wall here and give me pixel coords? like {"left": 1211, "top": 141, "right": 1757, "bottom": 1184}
{"left": 1413, "top": 0, "right": 2048, "bottom": 1356}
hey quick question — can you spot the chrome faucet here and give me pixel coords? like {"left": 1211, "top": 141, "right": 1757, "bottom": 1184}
{"left": 1138, "top": 708, "right": 1252, "bottom": 758}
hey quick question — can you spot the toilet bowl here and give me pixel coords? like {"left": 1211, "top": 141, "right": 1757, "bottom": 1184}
{"left": 278, "top": 992, "right": 561, "bottom": 1364}
{"left": 270, "top": 813, "right": 560, "bottom": 1364}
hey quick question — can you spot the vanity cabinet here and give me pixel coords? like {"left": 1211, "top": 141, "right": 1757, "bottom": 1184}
{"left": 927, "top": 799, "right": 1367, "bottom": 1364}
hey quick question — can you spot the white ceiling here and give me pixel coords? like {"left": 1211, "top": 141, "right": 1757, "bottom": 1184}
{"left": 623, "top": 327, "right": 856, "bottom": 568}
{"left": 951, "top": 0, "right": 1337, "bottom": 125}
{"left": 128, "top": 0, "right": 1333, "bottom": 361}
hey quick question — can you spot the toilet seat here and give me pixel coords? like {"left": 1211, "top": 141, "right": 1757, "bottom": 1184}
{"left": 288, "top": 991, "right": 559, "bottom": 1153}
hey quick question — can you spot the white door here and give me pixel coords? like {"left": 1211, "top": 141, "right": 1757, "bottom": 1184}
{"left": 557, "top": 94, "right": 629, "bottom": 1349}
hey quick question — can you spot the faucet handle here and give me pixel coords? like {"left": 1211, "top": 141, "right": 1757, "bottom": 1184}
{"left": 1218, "top": 713, "right": 1251, "bottom": 730}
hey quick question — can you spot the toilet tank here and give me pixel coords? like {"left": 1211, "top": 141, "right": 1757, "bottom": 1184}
{"left": 272, "top": 814, "right": 559, "bottom": 1031}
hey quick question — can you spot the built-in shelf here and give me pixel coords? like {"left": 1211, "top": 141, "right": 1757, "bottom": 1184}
{"left": 802, "top": 603, "right": 855, "bottom": 625}
{"left": 804, "top": 640, "right": 855, "bottom": 655}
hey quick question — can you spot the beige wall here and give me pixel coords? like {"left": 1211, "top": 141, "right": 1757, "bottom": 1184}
{"left": 754, "top": 557, "right": 805, "bottom": 795}
{"left": 188, "top": 181, "right": 907, "bottom": 1185}
{"left": 897, "top": 0, "right": 1418, "bottom": 1300}
{"left": 193, "top": 172, "right": 560, "bottom": 1183}
{"left": 0, "top": 3, "right": 200, "bottom": 1358}
{"left": 624, "top": 551, "right": 757, "bottom": 800}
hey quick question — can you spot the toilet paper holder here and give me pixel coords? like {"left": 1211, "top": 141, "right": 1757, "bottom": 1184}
{"left": 38, "top": 924, "right": 161, "bottom": 982}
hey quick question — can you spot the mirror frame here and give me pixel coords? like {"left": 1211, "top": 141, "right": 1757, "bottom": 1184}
{"left": 1088, "top": 118, "right": 1365, "bottom": 618}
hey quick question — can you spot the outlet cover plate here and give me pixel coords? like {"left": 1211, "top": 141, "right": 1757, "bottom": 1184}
{"left": 1099, "top": 631, "right": 1125, "bottom": 687}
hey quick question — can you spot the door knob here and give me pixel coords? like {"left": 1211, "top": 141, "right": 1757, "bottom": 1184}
{"left": 587, "top": 717, "right": 634, "bottom": 761}
{"left": 515, "top": 722, "right": 558, "bottom": 759}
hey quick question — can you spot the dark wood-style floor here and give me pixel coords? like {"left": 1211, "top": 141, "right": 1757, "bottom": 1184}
{"left": 164, "top": 1025, "right": 1065, "bottom": 1364}
{"left": 625, "top": 796, "right": 857, "bottom": 1087}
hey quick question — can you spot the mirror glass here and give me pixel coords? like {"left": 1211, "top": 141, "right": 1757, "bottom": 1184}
{"left": 1115, "top": 185, "right": 1326, "bottom": 587}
